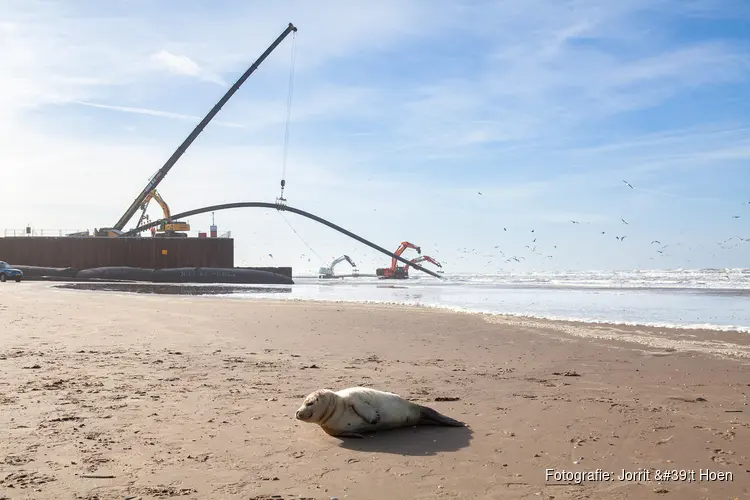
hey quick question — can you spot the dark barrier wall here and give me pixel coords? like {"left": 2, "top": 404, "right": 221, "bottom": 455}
{"left": 0, "top": 237, "right": 234, "bottom": 269}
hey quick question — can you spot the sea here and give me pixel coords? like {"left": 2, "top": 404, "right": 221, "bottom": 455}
{"left": 220, "top": 268, "right": 750, "bottom": 333}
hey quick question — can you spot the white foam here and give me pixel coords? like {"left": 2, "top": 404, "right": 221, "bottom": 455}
{"left": 224, "top": 268, "right": 750, "bottom": 333}
{"left": 294, "top": 267, "right": 750, "bottom": 290}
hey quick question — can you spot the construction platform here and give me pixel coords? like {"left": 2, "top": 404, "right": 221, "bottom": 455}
{"left": 0, "top": 236, "right": 292, "bottom": 279}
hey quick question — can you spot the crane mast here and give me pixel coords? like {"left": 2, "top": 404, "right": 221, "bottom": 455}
{"left": 104, "top": 23, "right": 298, "bottom": 235}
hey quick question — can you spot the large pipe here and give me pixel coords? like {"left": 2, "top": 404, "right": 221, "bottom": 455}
{"left": 120, "top": 202, "right": 444, "bottom": 279}
{"left": 112, "top": 23, "right": 298, "bottom": 231}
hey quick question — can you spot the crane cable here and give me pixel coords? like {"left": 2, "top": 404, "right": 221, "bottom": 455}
{"left": 272, "top": 33, "right": 322, "bottom": 266}
{"left": 278, "top": 210, "right": 324, "bottom": 262}
{"left": 277, "top": 30, "right": 297, "bottom": 204}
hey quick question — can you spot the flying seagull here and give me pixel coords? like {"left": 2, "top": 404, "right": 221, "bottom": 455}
{"left": 570, "top": 220, "right": 580, "bottom": 224}
{"left": 616, "top": 236, "right": 627, "bottom": 241}
{"left": 623, "top": 180, "right": 634, "bottom": 189}
{"left": 621, "top": 218, "right": 629, "bottom": 225}
{"left": 651, "top": 240, "right": 661, "bottom": 244}
{"left": 732, "top": 215, "right": 741, "bottom": 219}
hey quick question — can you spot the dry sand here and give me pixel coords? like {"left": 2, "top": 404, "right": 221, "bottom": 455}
{"left": 1, "top": 282, "right": 749, "bottom": 500}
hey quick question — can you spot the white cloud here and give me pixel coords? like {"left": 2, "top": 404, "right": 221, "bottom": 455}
{"left": 71, "top": 100, "right": 246, "bottom": 128}
{"left": 149, "top": 49, "right": 227, "bottom": 85}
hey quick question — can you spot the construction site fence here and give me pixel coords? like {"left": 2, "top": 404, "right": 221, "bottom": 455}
{"left": 3, "top": 229, "right": 91, "bottom": 237}
{"left": 3, "top": 229, "right": 233, "bottom": 238}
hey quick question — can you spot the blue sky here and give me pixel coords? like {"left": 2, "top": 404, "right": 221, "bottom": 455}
{"left": 1, "top": 0, "right": 749, "bottom": 273}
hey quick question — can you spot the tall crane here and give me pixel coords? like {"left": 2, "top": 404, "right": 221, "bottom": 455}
{"left": 97, "top": 23, "right": 298, "bottom": 237}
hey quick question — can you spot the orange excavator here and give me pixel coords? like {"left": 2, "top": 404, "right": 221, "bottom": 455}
{"left": 376, "top": 241, "right": 421, "bottom": 279}
{"left": 403, "top": 255, "right": 443, "bottom": 277}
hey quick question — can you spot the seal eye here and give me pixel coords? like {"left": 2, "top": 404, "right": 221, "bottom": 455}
{"left": 305, "top": 401, "right": 314, "bottom": 407}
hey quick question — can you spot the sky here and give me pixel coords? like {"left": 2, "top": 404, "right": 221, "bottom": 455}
{"left": 1, "top": 0, "right": 749, "bottom": 274}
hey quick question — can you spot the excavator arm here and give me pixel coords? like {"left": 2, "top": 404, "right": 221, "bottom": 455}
{"left": 133, "top": 189, "right": 189, "bottom": 234}
{"left": 329, "top": 254, "right": 357, "bottom": 275}
{"left": 404, "top": 255, "right": 442, "bottom": 273}
{"left": 390, "top": 241, "right": 421, "bottom": 271}
{"left": 151, "top": 190, "right": 172, "bottom": 220}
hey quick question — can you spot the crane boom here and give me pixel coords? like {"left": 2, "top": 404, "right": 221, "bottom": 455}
{"left": 110, "top": 22, "right": 298, "bottom": 232}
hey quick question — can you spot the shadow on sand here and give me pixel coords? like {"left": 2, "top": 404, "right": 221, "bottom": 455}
{"left": 336, "top": 425, "right": 473, "bottom": 456}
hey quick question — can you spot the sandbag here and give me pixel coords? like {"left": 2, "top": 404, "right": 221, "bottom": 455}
{"left": 195, "top": 267, "right": 294, "bottom": 285}
{"left": 153, "top": 267, "right": 293, "bottom": 285}
{"left": 236, "top": 266, "right": 293, "bottom": 279}
{"left": 76, "top": 267, "right": 155, "bottom": 282}
{"left": 14, "top": 266, "right": 79, "bottom": 278}
{"left": 151, "top": 267, "right": 198, "bottom": 283}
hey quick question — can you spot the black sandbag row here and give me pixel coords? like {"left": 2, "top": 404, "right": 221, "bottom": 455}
{"left": 153, "top": 267, "right": 293, "bottom": 284}
{"left": 13, "top": 265, "right": 294, "bottom": 284}
{"left": 15, "top": 266, "right": 79, "bottom": 278}
{"left": 236, "top": 266, "right": 293, "bottom": 279}
{"left": 76, "top": 266, "right": 156, "bottom": 282}
{"left": 76, "top": 266, "right": 294, "bottom": 285}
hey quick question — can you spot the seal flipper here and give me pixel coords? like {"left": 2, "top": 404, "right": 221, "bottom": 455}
{"left": 417, "top": 404, "right": 465, "bottom": 427}
{"left": 323, "top": 427, "right": 365, "bottom": 439}
{"left": 333, "top": 431, "right": 365, "bottom": 439}
{"left": 350, "top": 400, "right": 381, "bottom": 425}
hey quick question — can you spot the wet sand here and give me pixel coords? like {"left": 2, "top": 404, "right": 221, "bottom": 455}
{"left": 1, "top": 282, "right": 748, "bottom": 500}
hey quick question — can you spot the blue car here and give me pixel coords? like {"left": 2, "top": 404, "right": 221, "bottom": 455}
{"left": 0, "top": 261, "right": 23, "bottom": 282}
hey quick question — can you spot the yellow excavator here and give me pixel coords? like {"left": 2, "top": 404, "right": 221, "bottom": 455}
{"left": 135, "top": 189, "right": 190, "bottom": 237}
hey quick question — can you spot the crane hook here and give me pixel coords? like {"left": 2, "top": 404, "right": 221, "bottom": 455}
{"left": 276, "top": 179, "right": 287, "bottom": 208}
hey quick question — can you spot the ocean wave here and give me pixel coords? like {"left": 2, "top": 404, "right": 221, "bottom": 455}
{"left": 294, "top": 268, "right": 750, "bottom": 290}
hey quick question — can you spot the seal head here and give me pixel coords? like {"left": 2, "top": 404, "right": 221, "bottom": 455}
{"left": 295, "top": 389, "right": 336, "bottom": 423}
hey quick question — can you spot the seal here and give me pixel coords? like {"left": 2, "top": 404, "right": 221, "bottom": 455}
{"left": 295, "top": 386, "right": 465, "bottom": 438}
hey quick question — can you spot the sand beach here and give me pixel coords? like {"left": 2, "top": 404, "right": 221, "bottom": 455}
{"left": 1, "top": 283, "right": 749, "bottom": 499}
